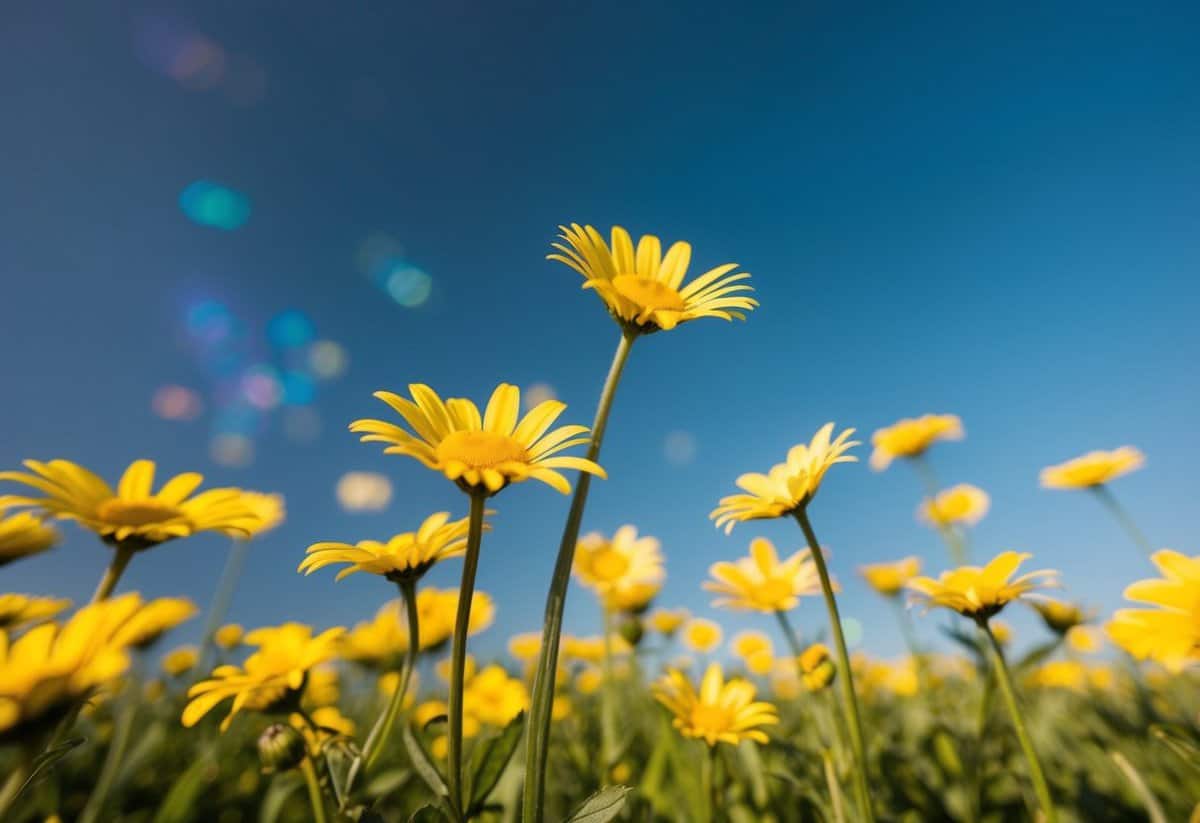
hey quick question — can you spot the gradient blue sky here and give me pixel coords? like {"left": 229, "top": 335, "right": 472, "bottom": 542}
{"left": 2, "top": 2, "right": 1198, "bottom": 662}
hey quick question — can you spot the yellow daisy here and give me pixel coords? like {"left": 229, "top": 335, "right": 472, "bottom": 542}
{"left": 238, "top": 491, "right": 286, "bottom": 538}
{"left": 647, "top": 608, "right": 689, "bottom": 636}
{"left": 869, "top": 414, "right": 963, "bottom": 471}
{"left": 106, "top": 596, "right": 198, "bottom": 649}
{"left": 731, "top": 630, "right": 772, "bottom": 660}
{"left": 508, "top": 632, "right": 543, "bottom": 663}
{"left": 0, "top": 459, "right": 259, "bottom": 549}
{"left": 711, "top": 424, "right": 859, "bottom": 533}
{"left": 214, "top": 624, "right": 244, "bottom": 649}
{"left": 1030, "top": 599, "right": 1089, "bottom": 636}
{"left": 0, "top": 600, "right": 135, "bottom": 737}
{"left": 163, "top": 645, "right": 200, "bottom": 677}
{"left": 349, "top": 383, "right": 605, "bottom": 496}
{"left": 182, "top": 622, "right": 344, "bottom": 731}
{"left": 859, "top": 556, "right": 922, "bottom": 598}
{"left": 573, "top": 525, "right": 665, "bottom": 609}
{"left": 653, "top": 663, "right": 778, "bottom": 746}
{"left": 462, "top": 664, "right": 529, "bottom": 728}
{"left": 548, "top": 224, "right": 757, "bottom": 333}
{"left": 417, "top": 588, "right": 495, "bottom": 651}
{"left": 1106, "top": 549, "right": 1200, "bottom": 672}
{"left": 1040, "top": 446, "right": 1145, "bottom": 490}
{"left": 0, "top": 506, "right": 58, "bottom": 566}
{"left": 0, "top": 594, "right": 71, "bottom": 630}
{"left": 1025, "top": 660, "right": 1087, "bottom": 693}
{"left": 705, "top": 537, "right": 825, "bottom": 612}
{"left": 907, "top": 552, "right": 1058, "bottom": 622}
{"left": 918, "top": 484, "right": 990, "bottom": 528}
{"left": 681, "top": 618, "right": 723, "bottom": 653}
{"left": 799, "top": 643, "right": 836, "bottom": 692}
{"left": 300, "top": 510, "right": 484, "bottom": 583}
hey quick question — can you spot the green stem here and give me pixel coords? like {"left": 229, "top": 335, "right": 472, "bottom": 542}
{"left": 522, "top": 329, "right": 636, "bottom": 823}
{"left": 910, "top": 455, "right": 967, "bottom": 564}
{"left": 775, "top": 609, "right": 805, "bottom": 660}
{"left": 447, "top": 490, "right": 488, "bottom": 817}
{"left": 300, "top": 757, "right": 330, "bottom": 823}
{"left": 822, "top": 750, "right": 847, "bottom": 823}
{"left": 0, "top": 762, "right": 30, "bottom": 819}
{"left": 981, "top": 622, "right": 1058, "bottom": 823}
{"left": 363, "top": 579, "right": 420, "bottom": 772}
{"left": 891, "top": 599, "right": 930, "bottom": 690}
{"left": 793, "top": 507, "right": 875, "bottom": 823}
{"left": 600, "top": 607, "right": 618, "bottom": 778}
{"left": 1091, "top": 485, "right": 1154, "bottom": 559}
{"left": 701, "top": 745, "right": 718, "bottom": 823}
{"left": 92, "top": 544, "right": 135, "bottom": 602}
{"left": 79, "top": 701, "right": 137, "bottom": 823}
{"left": 197, "top": 538, "right": 251, "bottom": 670}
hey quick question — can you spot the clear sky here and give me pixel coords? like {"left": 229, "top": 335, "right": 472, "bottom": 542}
{"left": 2, "top": 2, "right": 1198, "bottom": 662}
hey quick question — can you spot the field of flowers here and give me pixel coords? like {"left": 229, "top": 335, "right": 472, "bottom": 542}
{"left": 1, "top": 224, "right": 1197, "bottom": 822}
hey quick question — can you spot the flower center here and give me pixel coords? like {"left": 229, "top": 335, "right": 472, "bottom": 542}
{"left": 689, "top": 702, "right": 734, "bottom": 734}
{"left": 436, "top": 431, "right": 529, "bottom": 468}
{"left": 96, "top": 499, "right": 182, "bottom": 527}
{"left": 611, "top": 275, "right": 687, "bottom": 312}
{"left": 753, "top": 578, "right": 793, "bottom": 606}
{"left": 590, "top": 548, "right": 632, "bottom": 581}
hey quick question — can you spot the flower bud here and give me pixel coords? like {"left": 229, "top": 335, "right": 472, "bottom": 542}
{"left": 258, "top": 723, "right": 306, "bottom": 773}
{"left": 618, "top": 616, "right": 644, "bottom": 647}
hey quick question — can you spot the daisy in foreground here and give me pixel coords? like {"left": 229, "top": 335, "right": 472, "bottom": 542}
{"left": 709, "top": 423, "right": 874, "bottom": 822}
{"left": 907, "top": 552, "right": 1061, "bottom": 823}
{"left": 654, "top": 663, "right": 778, "bottom": 746}
{"left": 0, "top": 459, "right": 259, "bottom": 600}
{"left": 1107, "top": 549, "right": 1200, "bottom": 672}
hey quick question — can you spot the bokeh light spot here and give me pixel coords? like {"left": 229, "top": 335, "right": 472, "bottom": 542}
{"left": 283, "top": 407, "right": 322, "bottom": 443}
{"left": 266, "top": 310, "right": 315, "bottom": 349}
{"left": 281, "top": 371, "right": 316, "bottom": 406}
{"left": 308, "top": 340, "right": 348, "bottom": 379}
{"left": 185, "top": 299, "right": 234, "bottom": 344}
{"left": 385, "top": 266, "right": 433, "bottom": 307}
{"left": 209, "top": 433, "right": 254, "bottom": 468}
{"left": 240, "top": 365, "right": 282, "bottom": 411}
{"left": 179, "top": 181, "right": 250, "bottom": 230}
{"left": 664, "top": 431, "right": 697, "bottom": 466}
{"left": 152, "top": 385, "right": 203, "bottom": 421}
{"left": 336, "top": 472, "right": 393, "bottom": 512}
{"left": 522, "top": 382, "right": 558, "bottom": 412}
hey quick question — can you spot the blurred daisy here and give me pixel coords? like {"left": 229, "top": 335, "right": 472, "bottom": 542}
{"left": 711, "top": 424, "right": 859, "bottom": 533}
{"left": 237, "top": 492, "right": 286, "bottom": 538}
{"left": 1040, "top": 447, "right": 1144, "bottom": 490}
{"left": 859, "top": 556, "right": 921, "bottom": 599}
{"left": 681, "top": 618, "right": 723, "bottom": 653}
{"left": 1106, "top": 549, "right": 1200, "bottom": 672}
{"left": 705, "top": 538, "right": 825, "bottom": 612}
{"left": 1030, "top": 600, "right": 1089, "bottom": 636}
{"left": 0, "top": 506, "right": 58, "bottom": 566}
{"left": 731, "top": 630, "right": 773, "bottom": 660}
{"left": 918, "top": 484, "right": 990, "bottom": 528}
{"left": 653, "top": 663, "right": 778, "bottom": 746}
{"left": 163, "top": 645, "right": 200, "bottom": 677}
{"left": 300, "top": 511, "right": 484, "bottom": 583}
{"left": 350, "top": 383, "right": 604, "bottom": 495}
{"left": 214, "top": 624, "right": 244, "bottom": 649}
{"left": 549, "top": 224, "right": 756, "bottom": 333}
{"left": 799, "top": 643, "right": 836, "bottom": 692}
{"left": 573, "top": 525, "right": 665, "bottom": 611}
{"left": 869, "top": 414, "right": 963, "bottom": 471}
{"left": 647, "top": 608, "right": 689, "bottom": 636}
{"left": 0, "top": 594, "right": 70, "bottom": 630}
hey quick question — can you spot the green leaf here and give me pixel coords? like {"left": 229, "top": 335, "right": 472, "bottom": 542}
{"left": 260, "top": 773, "right": 304, "bottom": 823}
{"left": 468, "top": 711, "right": 525, "bottom": 810}
{"left": 1013, "top": 640, "right": 1061, "bottom": 672}
{"left": 409, "top": 805, "right": 447, "bottom": 822}
{"left": 565, "top": 785, "right": 631, "bottom": 823}
{"left": 401, "top": 722, "right": 450, "bottom": 801}
{"left": 153, "top": 749, "right": 217, "bottom": 823}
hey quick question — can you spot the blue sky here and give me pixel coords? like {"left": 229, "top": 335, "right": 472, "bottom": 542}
{"left": 2, "top": 2, "right": 1198, "bottom": 662}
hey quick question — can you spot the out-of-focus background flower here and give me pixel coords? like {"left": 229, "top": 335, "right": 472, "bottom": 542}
{"left": 2, "top": 2, "right": 1197, "bottom": 660}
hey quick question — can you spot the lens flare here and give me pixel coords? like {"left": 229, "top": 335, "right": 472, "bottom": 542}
{"left": 210, "top": 433, "right": 254, "bottom": 468}
{"left": 336, "top": 471, "right": 393, "bottom": 512}
{"left": 522, "top": 382, "right": 558, "bottom": 412}
{"left": 152, "top": 385, "right": 204, "bottom": 421}
{"left": 385, "top": 266, "right": 433, "bottom": 308}
{"left": 179, "top": 181, "right": 251, "bottom": 230}
{"left": 266, "top": 310, "right": 315, "bottom": 349}
{"left": 241, "top": 366, "right": 282, "bottom": 411}
{"left": 664, "top": 431, "right": 697, "bottom": 466}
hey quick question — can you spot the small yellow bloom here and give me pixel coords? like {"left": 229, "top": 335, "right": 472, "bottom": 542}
{"left": 1106, "top": 549, "right": 1200, "bottom": 672}
{"left": 573, "top": 526, "right": 665, "bottom": 611}
{"left": 869, "top": 414, "right": 963, "bottom": 471}
{"left": 1025, "top": 660, "right": 1086, "bottom": 692}
{"left": 681, "top": 618, "right": 723, "bottom": 653}
{"left": 799, "top": 643, "right": 836, "bottom": 692}
{"left": 1040, "top": 446, "right": 1144, "bottom": 490}
{"left": 705, "top": 537, "right": 826, "bottom": 612}
{"left": 653, "top": 663, "right": 778, "bottom": 746}
{"left": 1031, "top": 600, "right": 1089, "bottom": 635}
{"left": 182, "top": 623, "right": 344, "bottom": 731}
{"left": 575, "top": 666, "right": 603, "bottom": 695}
{"left": 508, "top": 632, "right": 542, "bottom": 663}
{"left": 859, "top": 556, "right": 922, "bottom": 598}
{"left": 463, "top": 664, "right": 529, "bottom": 727}
{"left": 561, "top": 634, "right": 629, "bottom": 664}
{"left": 1066, "top": 625, "right": 1103, "bottom": 654}
{"left": 301, "top": 510, "right": 484, "bottom": 583}
{"left": 770, "top": 659, "right": 803, "bottom": 700}
{"left": 0, "top": 459, "right": 260, "bottom": 549}
{"left": 0, "top": 594, "right": 70, "bottom": 630}
{"left": 907, "top": 552, "right": 1058, "bottom": 622}
{"left": 745, "top": 650, "right": 774, "bottom": 676}
{"left": 731, "top": 630, "right": 773, "bottom": 660}
{"left": 349, "top": 383, "right": 605, "bottom": 496}
{"left": 711, "top": 424, "right": 859, "bottom": 533}
{"left": 548, "top": 224, "right": 757, "bottom": 333}
{"left": 859, "top": 656, "right": 919, "bottom": 698}
{"left": 990, "top": 620, "right": 1013, "bottom": 647}
{"left": 214, "top": 624, "right": 244, "bottom": 649}
{"left": 163, "top": 645, "right": 200, "bottom": 677}
{"left": 551, "top": 694, "right": 572, "bottom": 720}
{"left": 237, "top": 492, "right": 286, "bottom": 538}
{"left": 647, "top": 608, "right": 689, "bottom": 636}
{"left": 377, "top": 670, "right": 418, "bottom": 708}
{"left": 342, "top": 589, "right": 493, "bottom": 667}
{"left": 918, "top": 484, "right": 990, "bottom": 528}
{"left": 0, "top": 507, "right": 58, "bottom": 566}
